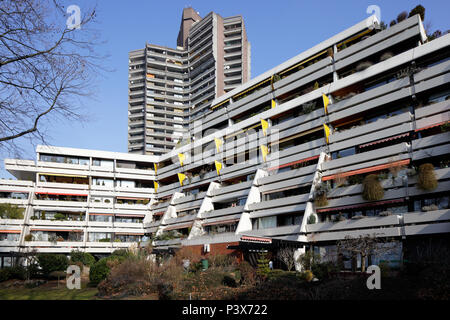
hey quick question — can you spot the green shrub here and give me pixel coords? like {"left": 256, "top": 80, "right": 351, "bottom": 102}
{"left": 409, "top": 5, "right": 425, "bottom": 21}
{"left": 307, "top": 215, "right": 316, "bottom": 224}
{"left": 89, "top": 258, "right": 110, "bottom": 285}
{"left": 311, "top": 261, "right": 339, "bottom": 280}
{"left": 89, "top": 253, "right": 128, "bottom": 285}
{"left": 99, "top": 238, "right": 111, "bottom": 242}
{"left": 37, "top": 254, "right": 69, "bottom": 277}
{"left": 417, "top": 163, "right": 438, "bottom": 191}
{"left": 53, "top": 213, "right": 66, "bottom": 221}
{"left": 70, "top": 250, "right": 96, "bottom": 267}
{"left": 256, "top": 252, "right": 271, "bottom": 279}
{"left": 362, "top": 174, "right": 384, "bottom": 201}
{"left": 0, "top": 268, "right": 11, "bottom": 282}
{"left": 0, "top": 203, "right": 25, "bottom": 219}
{"left": 0, "top": 266, "right": 28, "bottom": 282}
{"left": 24, "top": 234, "right": 33, "bottom": 241}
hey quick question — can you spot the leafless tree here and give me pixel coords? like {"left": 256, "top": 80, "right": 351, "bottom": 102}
{"left": 277, "top": 247, "right": 296, "bottom": 271}
{"left": 0, "top": 0, "right": 106, "bottom": 156}
{"left": 336, "top": 234, "right": 395, "bottom": 272}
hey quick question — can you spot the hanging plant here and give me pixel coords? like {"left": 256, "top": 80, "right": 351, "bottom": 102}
{"left": 362, "top": 174, "right": 384, "bottom": 201}
{"left": 417, "top": 163, "right": 438, "bottom": 191}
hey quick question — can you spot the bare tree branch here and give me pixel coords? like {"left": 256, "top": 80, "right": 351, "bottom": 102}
{"left": 0, "top": 0, "right": 106, "bottom": 154}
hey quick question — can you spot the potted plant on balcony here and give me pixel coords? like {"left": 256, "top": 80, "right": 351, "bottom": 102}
{"left": 362, "top": 174, "right": 384, "bottom": 201}
{"left": 417, "top": 163, "right": 438, "bottom": 191}
{"left": 314, "top": 184, "right": 329, "bottom": 207}
{"left": 24, "top": 234, "right": 33, "bottom": 241}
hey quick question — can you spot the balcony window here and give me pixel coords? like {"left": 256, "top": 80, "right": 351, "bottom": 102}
{"left": 413, "top": 193, "right": 449, "bottom": 212}
{"left": 204, "top": 222, "right": 237, "bottom": 235}
{"left": 0, "top": 233, "right": 20, "bottom": 242}
{"left": 39, "top": 174, "right": 89, "bottom": 185}
{"left": 31, "top": 231, "right": 83, "bottom": 242}
{"left": 0, "top": 191, "right": 28, "bottom": 200}
{"left": 89, "top": 214, "right": 112, "bottom": 222}
{"left": 252, "top": 216, "right": 276, "bottom": 230}
{"left": 92, "top": 178, "right": 114, "bottom": 187}
{"left": 31, "top": 211, "right": 85, "bottom": 221}
{"left": 36, "top": 193, "right": 87, "bottom": 202}
{"left": 88, "top": 232, "right": 112, "bottom": 242}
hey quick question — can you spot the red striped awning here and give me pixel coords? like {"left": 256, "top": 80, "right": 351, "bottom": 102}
{"left": 30, "top": 228, "right": 83, "bottom": 232}
{"left": 359, "top": 133, "right": 410, "bottom": 148}
{"left": 268, "top": 155, "right": 320, "bottom": 171}
{"left": 153, "top": 211, "right": 165, "bottom": 216}
{"left": 203, "top": 219, "right": 240, "bottom": 227}
{"left": 0, "top": 230, "right": 21, "bottom": 234}
{"left": 164, "top": 222, "right": 193, "bottom": 231}
{"left": 415, "top": 120, "right": 449, "bottom": 132}
{"left": 0, "top": 190, "right": 29, "bottom": 193}
{"left": 35, "top": 192, "right": 87, "bottom": 197}
{"left": 115, "top": 214, "right": 145, "bottom": 217}
{"left": 241, "top": 236, "right": 272, "bottom": 243}
{"left": 115, "top": 232, "right": 144, "bottom": 236}
{"left": 322, "top": 159, "right": 410, "bottom": 181}
{"left": 316, "top": 198, "right": 405, "bottom": 213}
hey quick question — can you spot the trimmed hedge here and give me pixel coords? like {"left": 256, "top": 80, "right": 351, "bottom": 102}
{"left": 70, "top": 250, "right": 96, "bottom": 267}
{"left": 37, "top": 254, "right": 69, "bottom": 277}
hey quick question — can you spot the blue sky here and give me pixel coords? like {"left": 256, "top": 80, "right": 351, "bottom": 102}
{"left": 1, "top": 0, "right": 449, "bottom": 178}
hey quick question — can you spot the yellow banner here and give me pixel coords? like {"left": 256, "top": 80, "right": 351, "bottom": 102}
{"left": 261, "top": 119, "right": 269, "bottom": 136}
{"left": 154, "top": 163, "right": 157, "bottom": 175}
{"left": 271, "top": 99, "right": 276, "bottom": 109}
{"left": 260, "top": 145, "right": 269, "bottom": 162}
{"left": 214, "top": 138, "right": 223, "bottom": 153}
{"left": 215, "top": 160, "right": 223, "bottom": 176}
{"left": 178, "top": 153, "right": 185, "bottom": 166}
{"left": 178, "top": 173, "right": 186, "bottom": 186}
{"left": 323, "top": 124, "right": 331, "bottom": 144}
{"left": 154, "top": 181, "right": 159, "bottom": 193}
{"left": 323, "top": 94, "right": 329, "bottom": 114}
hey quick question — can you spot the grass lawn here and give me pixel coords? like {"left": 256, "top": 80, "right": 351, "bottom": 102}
{"left": 0, "top": 281, "right": 98, "bottom": 300}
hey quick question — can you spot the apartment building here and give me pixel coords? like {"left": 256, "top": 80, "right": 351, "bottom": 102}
{"left": 2, "top": 14, "right": 449, "bottom": 269}
{"left": 128, "top": 8, "right": 251, "bottom": 156}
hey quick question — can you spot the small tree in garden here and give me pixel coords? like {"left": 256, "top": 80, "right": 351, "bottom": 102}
{"left": 336, "top": 235, "right": 394, "bottom": 273}
{"left": 362, "top": 174, "right": 384, "bottom": 201}
{"left": 417, "top": 163, "right": 438, "bottom": 191}
{"left": 256, "top": 251, "right": 271, "bottom": 278}
{"left": 276, "top": 247, "right": 296, "bottom": 271}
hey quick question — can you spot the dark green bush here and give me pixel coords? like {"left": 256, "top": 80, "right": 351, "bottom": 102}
{"left": 311, "top": 261, "right": 340, "bottom": 280}
{"left": 37, "top": 254, "right": 69, "bottom": 277}
{"left": 0, "top": 203, "right": 25, "bottom": 219}
{"left": 89, "top": 258, "right": 110, "bottom": 285}
{"left": 362, "top": 174, "right": 384, "bottom": 201}
{"left": 89, "top": 253, "right": 128, "bottom": 285}
{"left": 70, "top": 250, "right": 96, "bottom": 267}
{"left": 222, "top": 274, "right": 237, "bottom": 288}
{"left": 0, "top": 268, "right": 11, "bottom": 282}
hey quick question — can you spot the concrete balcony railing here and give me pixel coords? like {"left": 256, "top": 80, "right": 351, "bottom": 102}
{"left": 28, "top": 220, "right": 86, "bottom": 227}
{"left": 0, "top": 198, "right": 28, "bottom": 206}
{"left": 306, "top": 215, "right": 400, "bottom": 234}
{"left": 23, "top": 241, "right": 84, "bottom": 247}
{"left": 0, "top": 219, "right": 25, "bottom": 226}
{"left": 201, "top": 206, "right": 244, "bottom": 219}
